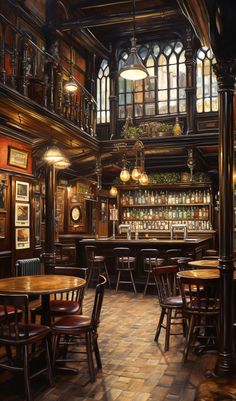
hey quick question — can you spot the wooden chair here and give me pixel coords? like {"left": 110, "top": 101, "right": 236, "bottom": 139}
{"left": 153, "top": 265, "right": 185, "bottom": 352}
{"left": 178, "top": 275, "right": 220, "bottom": 362}
{"left": 0, "top": 293, "right": 54, "bottom": 401}
{"left": 176, "top": 257, "right": 193, "bottom": 271}
{"left": 140, "top": 249, "right": 164, "bottom": 295}
{"left": 165, "top": 249, "right": 183, "bottom": 264}
{"left": 51, "top": 275, "right": 107, "bottom": 382}
{"left": 85, "top": 245, "right": 111, "bottom": 287}
{"left": 113, "top": 247, "right": 137, "bottom": 293}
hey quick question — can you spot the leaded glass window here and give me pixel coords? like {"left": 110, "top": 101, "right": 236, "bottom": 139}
{"left": 196, "top": 47, "right": 218, "bottom": 113}
{"left": 97, "top": 59, "right": 110, "bottom": 123}
{"left": 118, "top": 41, "right": 186, "bottom": 119}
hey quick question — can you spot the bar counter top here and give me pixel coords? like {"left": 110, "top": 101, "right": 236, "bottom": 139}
{"left": 79, "top": 236, "right": 211, "bottom": 245}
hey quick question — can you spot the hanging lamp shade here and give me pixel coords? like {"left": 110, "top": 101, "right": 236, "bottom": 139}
{"left": 42, "top": 145, "right": 64, "bottom": 164}
{"left": 54, "top": 156, "right": 71, "bottom": 169}
{"left": 110, "top": 186, "right": 118, "bottom": 197}
{"left": 139, "top": 171, "right": 149, "bottom": 185}
{"left": 120, "top": 37, "right": 148, "bottom": 81}
{"left": 131, "top": 165, "right": 142, "bottom": 181}
{"left": 120, "top": 167, "right": 130, "bottom": 182}
{"left": 64, "top": 78, "right": 78, "bottom": 93}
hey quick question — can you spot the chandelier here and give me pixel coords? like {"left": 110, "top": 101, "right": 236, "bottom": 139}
{"left": 120, "top": 140, "right": 149, "bottom": 185}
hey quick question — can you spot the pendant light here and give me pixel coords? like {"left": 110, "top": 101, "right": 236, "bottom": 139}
{"left": 64, "top": 48, "right": 78, "bottom": 93}
{"left": 54, "top": 156, "right": 71, "bottom": 169}
{"left": 110, "top": 186, "right": 118, "bottom": 197}
{"left": 42, "top": 145, "right": 64, "bottom": 164}
{"left": 119, "top": 0, "right": 148, "bottom": 81}
{"left": 120, "top": 154, "right": 130, "bottom": 182}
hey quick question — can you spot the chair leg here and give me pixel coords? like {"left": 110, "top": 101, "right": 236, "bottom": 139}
{"left": 130, "top": 271, "right": 137, "bottom": 294}
{"left": 154, "top": 308, "right": 165, "bottom": 342}
{"left": 103, "top": 262, "right": 111, "bottom": 288}
{"left": 45, "top": 338, "right": 55, "bottom": 387}
{"left": 116, "top": 271, "right": 121, "bottom": 292}
{"left": 52, "top": 334, "right": 60, "bottom": 369}
{"left": 144, "top": 271, "right": 151, "bottom": 296}
{"left": 86, "top": 331, "right": 95, "bottom": 382}
{"left": 183, "top": 315, "right": 195, "bottom": 362}
{"left": 164, "top": 309, "right": 172, "bottom": 352}
{"left": 93, "top": 333, "right": 102, "bottom": 369}
{"left": 23, "top": 344, "right": 31, "bottom": 401}
{"left": 86, "top": 267, "right": 93, "bottom": 288}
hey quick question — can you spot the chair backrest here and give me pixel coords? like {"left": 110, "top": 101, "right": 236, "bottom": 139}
{"left": 54, "top": 286, "right": 85, "bottom": 307}
{"left": 202, "top": 256, "right": 219, "bottom": 260}
{"left": 153, "top": 265, "right": 179, "bottom": 304}
{"left": 85, "top": 245, "right": 96, "bottom": 266}
{"left": 205, "top": 249, "right": 218, "bottom": 257}
{"left": 178, "top": 276, "right": 220, "bottom": 315}
{"left": 166, "top": 249, "right": 183, "bottom": 259}
{"left": 113, "top": 247, "right": 132, "bottom": 270}
{"left": 113, "top": 247, "right": 130, "bottom": 257}
{"left": 16, "top": 258, "right": 41, "bottom": 276}
{"left": 177, "top": 257, "right": 193, "bottom": 271}
{"left": 0, "top": 294, "right": 29, "bottom": 339}
{"left": 140, "top": 249, "right": 161, "bottom": 270}
{"left": 91, "top": 275, "right": 107, "bottom": 328}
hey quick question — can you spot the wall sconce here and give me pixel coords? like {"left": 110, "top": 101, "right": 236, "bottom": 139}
{"left": 110, "top": 186, "right": 118, "bottom": 197}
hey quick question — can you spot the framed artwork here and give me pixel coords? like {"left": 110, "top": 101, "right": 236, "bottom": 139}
{"left": 16, "top": 181, "right": 29, "bottom": 201}
{"left": 70, "top": 205, "right": 81, "bottom": 223}
{"left": 15, "top": 203, "right": 30, "bottom": 226}
{"left": 0, "top": 215, "right": 6, "bottom": 238}
{"left": 8, "top": 146, "right": 29, "bottom": 170}
{"left": 16, "top": 228, "right": 30, "bottom": 249}
{"left": 0, "top": 181, "right": 6, "bottom": 211}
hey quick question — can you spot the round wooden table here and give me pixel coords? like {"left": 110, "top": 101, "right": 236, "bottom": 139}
{"left": 0, "top": 275, "right": 86, "bottom": 325}
{"left": 188, "top": 259, "right": 219, "bottom": 269}
{"left": 177, "top": 268, "right": 219, "bottom": 279}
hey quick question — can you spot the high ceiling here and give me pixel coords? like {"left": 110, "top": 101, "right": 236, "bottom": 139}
{"left": 63, "top": 0, "right": 187, "bottom": 46}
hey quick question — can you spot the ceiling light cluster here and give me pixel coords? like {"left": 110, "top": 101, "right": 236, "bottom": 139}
{"left": 42, "top": 145, "right": 71, "bottom": 169}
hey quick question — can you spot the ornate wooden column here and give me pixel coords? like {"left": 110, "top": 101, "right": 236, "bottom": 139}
{"left": 44, "top": 164, "right": 56, "bottom": 274}
{"left": 184, "top": 27, "right": 197, "bottom": 135}
{"left": 214, "top": 60, "right": 236, "bottom": 375}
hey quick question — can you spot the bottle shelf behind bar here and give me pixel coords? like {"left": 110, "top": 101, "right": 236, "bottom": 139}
{"left": 118, "top": 185, "right": 213, "bottom": 232}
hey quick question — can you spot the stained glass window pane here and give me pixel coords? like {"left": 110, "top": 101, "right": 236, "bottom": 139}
{"left": 97, "top": 59, "right": 110, "bottom": 123}
{"left": 158, "top": 66, "right": 167, "bottom": 89}
{"left": 196, "top": 47, "right": 218, "bottom": 113}
{"left": 169, "top": 64, "right": 177, "bottom": 88}
{"left": 145, "top": 103, "right": 155, "bottom": 115}
{"left": 159, "top": 102, "right": 168, "bottom": 114}
{"left": 135, "top": 104, "right": 143, "bottom": 116}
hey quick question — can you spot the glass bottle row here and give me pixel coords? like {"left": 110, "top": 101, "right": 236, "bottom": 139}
{"left": 123, "top": 220, "right": 213, "bottom": 231}
{"left": 120, "top": 189, "right": 211, "bottom": 206}
{"left": 122, "top": 206, "right": 209, "bottom": 220}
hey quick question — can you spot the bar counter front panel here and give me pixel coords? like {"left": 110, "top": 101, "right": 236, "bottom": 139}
{"left": 77, "top": 236, "right": 213, "bottom": 289}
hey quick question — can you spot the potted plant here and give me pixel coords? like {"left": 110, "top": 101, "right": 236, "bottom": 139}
{"left": 122, "top": 126, "right": 142, "bottom": 139}
{"left": 157, "top": 123, "right": 174, "bottom": 136}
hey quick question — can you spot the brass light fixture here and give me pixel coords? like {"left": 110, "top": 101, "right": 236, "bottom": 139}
{"left": 131, "top": 140, "right": 149, "bottom": 185}
{"left": 54, "top": 156, "right": 71, "bottom": 169}
{"left": 110, "top": 186, "right": 118, "bottom": 197}
{"left": 64, "top": 78, "right": 78, "bottom": 93}
{"left": 120, "top": 154, "right": 130, "bottom": 182}
{"left": 42, "top": 145, "right": 64, "bottom": 164}
{"left": 119, "top": 0, "right": 148, "bottom": 81}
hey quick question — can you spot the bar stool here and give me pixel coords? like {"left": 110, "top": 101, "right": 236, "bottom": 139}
{"left": 113, "top": 247, "right": 137, "bottom": 293}
{"left": 205, "top": 249, "right": 218, "bottom": 257}
{"left": 165, "top": 249, "right": 183, "bottom": 264}
{"left": 140, "top": 249, "right": 165, "bottom": 295}
{"left": 85, "top": 245, "right": 111, "bottom": 288}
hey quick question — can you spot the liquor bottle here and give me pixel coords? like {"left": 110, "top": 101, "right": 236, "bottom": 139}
{"left": 206, "top": 190, "right": 211, "bottom": 203}
{"left": 173, "top": 116, "right": 182, "bottom": 136}
{"left": 151, "top": 191, "right": 155, "bottom": 205}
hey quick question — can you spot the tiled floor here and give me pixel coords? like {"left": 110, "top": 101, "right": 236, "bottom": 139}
{"left": 0, "top": 289, "right": 219, "bottom": 401}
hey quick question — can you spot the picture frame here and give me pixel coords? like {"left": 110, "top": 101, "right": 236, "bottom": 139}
{"left": 8, "top": 146, "right": 29, "bottom": 170}
{"left": 15, "top": 203, "right": 30, "bottom": 226}
{"left": 0, "top": 215, "right": 6, "bottom": 239}
{"left": 16, "top": 228, "right": 30, "bottom": 249}
{"left": 16, "top": 181, "right": 29, "bottom": 201}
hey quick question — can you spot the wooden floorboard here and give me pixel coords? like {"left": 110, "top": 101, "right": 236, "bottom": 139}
{"left": 0, "top": 289, "right": 218, "bottom": 401}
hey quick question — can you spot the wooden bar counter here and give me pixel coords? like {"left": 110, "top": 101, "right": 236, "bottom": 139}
{"left": 76, "top": 235, "right": 213, "bottom": 289}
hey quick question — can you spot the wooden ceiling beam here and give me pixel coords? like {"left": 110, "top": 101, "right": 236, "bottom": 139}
{"left": 59, "top": 8, "right": 180, "bottom": 31}
{"left": 75, "top": 0, "right": 144, "bottom": 10}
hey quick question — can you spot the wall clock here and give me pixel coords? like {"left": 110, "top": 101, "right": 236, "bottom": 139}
{"left": 70, "top": 205, "right": 81, "bottom": 223}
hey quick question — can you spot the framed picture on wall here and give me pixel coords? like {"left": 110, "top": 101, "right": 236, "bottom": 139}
{"left": 8, "top": 146, "right": 29, "bottom": 170}
{"left": 15, "top": 203, "right": 30, "bottom": 226}
{"left": 16, "top": 228, "right": 30, "bottom": 249}
{"left": 0, "top": 215, "right": 6, "bottom": 238}
{"left": 16, "top": 181, "right": 29, "bottom": 201}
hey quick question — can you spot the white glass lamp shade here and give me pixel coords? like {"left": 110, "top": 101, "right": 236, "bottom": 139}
{"left": 120, "top": 37, "right": 148, "bottom": 81}
{"left": 139, "top": 171, "right": 149, "bottom": 185}
{"left": 120, "top": 167, "right": 130, "bottom": 182}
{"left": 131, "top": 166, "right": 142, "bottom": 181}
{"left": 54, "top": 156, "right": 71, "bottom": 169}
{"left": 64, "top": 80, "right": 78, "bottom": 93}
{"left": 110, "top": 186, "right": 118, "bottom": 197}
{"left": 42, "top": 145, "right": 64, "bottom": 164}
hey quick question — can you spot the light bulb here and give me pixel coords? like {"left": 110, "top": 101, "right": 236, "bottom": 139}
{"left": 131, "top": 166, "right": 142, "bottom": 181}
{"left": 110, "top": 186, "right": 118, "bottom": 197}
{"left": 139, "top": 172, "right": 149, "bottom": 185}
{"left": 120, "top": 168, "right": 130, "bottom": 182}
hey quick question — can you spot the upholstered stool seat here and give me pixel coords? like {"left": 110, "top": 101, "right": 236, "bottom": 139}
{"left": 140, "top": 249, "right": 164, "bottom": 295}
{"left": 85, "top": 245, "right": 111, "bottom": 287}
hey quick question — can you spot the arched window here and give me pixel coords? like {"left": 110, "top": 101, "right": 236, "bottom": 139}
{"left": 97, "top": 59, "right": 110, "bottom": 123}
{"left": 196, "top": 47, "right": 218, "bottom": 113}
{"left": 118, "top": 41, "right": 186, "bottom": 119}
